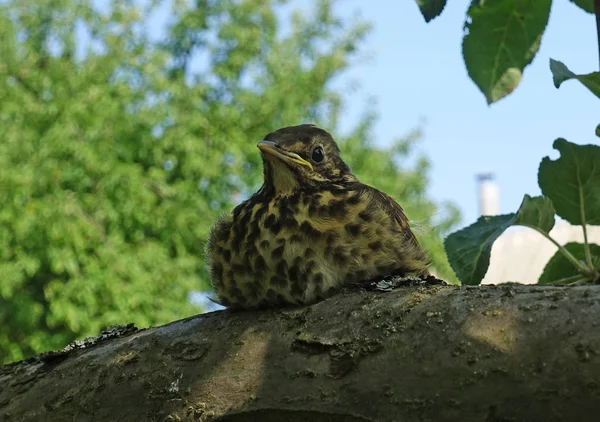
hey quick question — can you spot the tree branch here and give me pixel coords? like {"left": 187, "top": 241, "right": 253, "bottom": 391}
{"left": 2, "top": 285, "right": 600, "bottom": 421}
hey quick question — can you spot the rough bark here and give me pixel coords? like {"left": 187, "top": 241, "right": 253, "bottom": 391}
{"left": 2, "top": 284, "right": 600, "bottom": 422}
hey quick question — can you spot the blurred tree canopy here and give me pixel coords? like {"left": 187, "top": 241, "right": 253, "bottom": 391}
{"left": 0, "top": 0, "right": 460, "bottom": 364}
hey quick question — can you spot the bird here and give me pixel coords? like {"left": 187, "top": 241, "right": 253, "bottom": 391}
{"left": 205, "top": 124, "right": 431, "bottom": 309}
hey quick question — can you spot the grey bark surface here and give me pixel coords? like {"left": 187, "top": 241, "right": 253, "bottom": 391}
{"left": 2, "top": 284, "right": 600, "bottom": 422}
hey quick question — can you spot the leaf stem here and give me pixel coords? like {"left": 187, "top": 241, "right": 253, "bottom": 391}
{"left": 582, "top": 222, "right": 594, "bottom": 269}
{"left": 567, "top": 276, "right": 594, "bottom": 286}
{"left": 547, "top": 273, "right": 590, "bottom": 285}
{"left": 528, "top": 226, "right": 592, "bottom": 275}
{"left": 579, "top": 182, "right": 594, "bottom": 268}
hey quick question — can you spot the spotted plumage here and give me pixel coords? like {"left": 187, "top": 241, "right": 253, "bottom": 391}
{"left": 205, "top": 124, "right": 430, "bottom": 308}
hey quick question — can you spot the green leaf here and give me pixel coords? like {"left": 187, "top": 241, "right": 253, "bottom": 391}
{"left": 538, "top": 242, "right": 600, "bottom": 284}
{"left": 462, "top": 0, "right": 551, "bottom": 104}
{"left": 513, "top": 194, "right": 556, "bottom": 234}
{"left": 550, "top": 59, "right": 600, "bottom": 99}
{"left": 445, "top": 195, "right": 555, "bottom": 285}
{"left": 414, "top": 0, "right": 447, "bottom": 22}
{"left": 445, "top": 214, "right": 513, "bottom": 285}
{"left": 567, "top": 0, "right": 594, "bottom": 13}
{"left": 538, "top": 139, "right": 600, "bottom": 226}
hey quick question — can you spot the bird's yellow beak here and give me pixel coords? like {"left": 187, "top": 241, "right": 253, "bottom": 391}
{"left": 257, "top": 140, "right": 313, "bottom": 170}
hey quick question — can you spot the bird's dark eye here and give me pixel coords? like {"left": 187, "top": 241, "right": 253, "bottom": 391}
{"left": 311, "top": 146, "right": 325, "bottom": 163}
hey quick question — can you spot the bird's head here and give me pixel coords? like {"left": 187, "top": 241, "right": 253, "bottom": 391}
{"left": 257, "top": 124, "right": 356, "bottom": 194}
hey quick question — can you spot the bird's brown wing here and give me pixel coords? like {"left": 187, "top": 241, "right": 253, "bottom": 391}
{"left": 363, "top": 186, "right": 422, "bottom": 249}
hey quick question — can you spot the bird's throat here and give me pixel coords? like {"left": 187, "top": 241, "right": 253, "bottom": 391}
{"left": 266, "top": 162, "right": 300, "bottom": 195}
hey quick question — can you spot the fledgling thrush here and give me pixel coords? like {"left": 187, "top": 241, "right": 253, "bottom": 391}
{"left": 205, "top": 124, "right": 430, "bottom": 308}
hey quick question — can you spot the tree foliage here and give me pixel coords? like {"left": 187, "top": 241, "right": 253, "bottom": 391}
{"left": 429, "top": 1, "right": 600, "bottom": 286}
{"left": 0, "top": 0, "right": 459, "bottom": 364}
{"left": 414, "top": 0, "right": 598, "bottom": 104}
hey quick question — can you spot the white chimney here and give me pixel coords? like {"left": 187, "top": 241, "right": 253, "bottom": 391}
{"left": 476, "top": 172, "right": 499, "bottom": 216}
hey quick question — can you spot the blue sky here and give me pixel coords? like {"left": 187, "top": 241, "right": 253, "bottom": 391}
{"left": 331, "top": 0, "right": 599, "bottom": 226}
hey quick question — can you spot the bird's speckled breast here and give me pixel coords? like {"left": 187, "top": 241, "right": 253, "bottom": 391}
{"left": 206, "top": 186, "right": 428, "bottom": 309}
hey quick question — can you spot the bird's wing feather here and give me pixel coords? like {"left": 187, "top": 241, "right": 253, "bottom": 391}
{"left": 363, "top": 186, "right": 422, "bottom": 248}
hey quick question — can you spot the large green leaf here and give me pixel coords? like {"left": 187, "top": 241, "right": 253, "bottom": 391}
{"left": 538, "top": 139, "right": 600, "bottom": 226}
{"left": 538, "top": 242, "right": 600, "bottom": 284}
{"left": 550, "top": 59, "right": 600, "bottom": 99}
{"left": 567, "top": 0, "right": 594, "bottom": 13}
{"left": 445, "top": 195, "right": 555, "bottom": 285}
{"left": 414, "top": 0, "right": 447, "bottom": 22}
{"left": 444, "top": 214, "right": 514, "bottom": 285}
{"left": 462, "top": 0, "right": 551, "bottom": 104}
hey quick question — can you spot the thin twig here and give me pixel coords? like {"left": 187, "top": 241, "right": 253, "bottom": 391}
{"left": 595, "top": 0, "right": 600, "bottom": 69}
